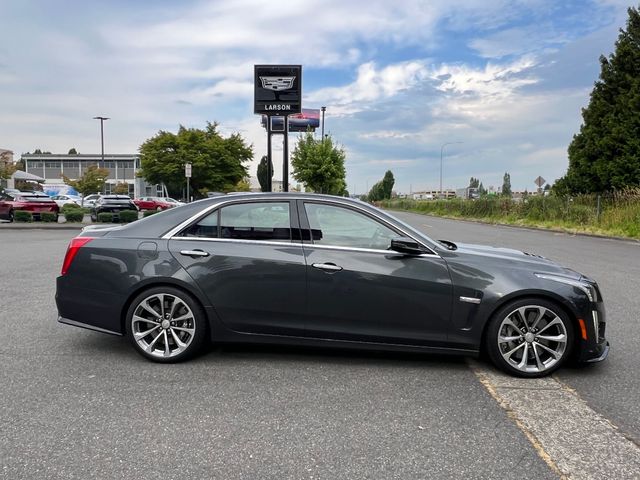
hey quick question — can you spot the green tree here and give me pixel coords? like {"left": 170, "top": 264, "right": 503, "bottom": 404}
{"left": 368, "top": 171, "right": 395, "bottom": 201}
{"left": 63, "top": 165, "right": 109, "bottom": 197}
{"left": 113, "top": 182, "right": 129, "bottom": 195}
{"left": 478, "top": 182, "right": 486, "bottom": 195}
{"left": 68, "top": 148, "right": 78, "bottom": 155}
{"left": 138, "top": 123, "right": 252, "bottom": 198}
{"left": 0, "top": 163, "right": 15, "bottom": 180}
{"left": 291, "top": 132, "right": 346, "bottom": 195}
{"left": 257, "top": 155, "right": 272, "bottom": 192}
{"left": 556, "top": 6, "right": 640, "bottom": 193}
{"left": 233, "top": 177, "right": 252, "bottom": 192}
{"left": 469, "top": 177, "right": 480, "bottom": 189}
{"left": 501, "top": 172, "right": 512, "bottom": 197}
{"left": 382, "top": 170, "right": 395, "bottom": 199}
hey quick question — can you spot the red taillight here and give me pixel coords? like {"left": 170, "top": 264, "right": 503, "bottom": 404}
{"left": 61, "top": 237, "right": 95, "bottom": 275}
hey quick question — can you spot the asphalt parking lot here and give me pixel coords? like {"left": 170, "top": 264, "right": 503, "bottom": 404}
{"left": 1, "top": 216, "right": 639, "bottom": 479}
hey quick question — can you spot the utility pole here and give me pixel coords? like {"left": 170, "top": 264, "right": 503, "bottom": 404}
{"left": 440, "top": 141, "right": 463, "bottom": 199}
{"left": 93, "top": 116, "right": 109, "bottom": 168}
{"left": 321, "top": 106, "right": 326, "bottom": 140}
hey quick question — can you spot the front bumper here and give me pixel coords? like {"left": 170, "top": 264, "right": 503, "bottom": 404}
{"left": 576, "top": 299, "right": 609, "bottom": 363}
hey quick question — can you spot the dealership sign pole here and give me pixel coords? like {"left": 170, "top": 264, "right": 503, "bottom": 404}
{"left": 254, "top": 65, "right": 302, "bottom": 192}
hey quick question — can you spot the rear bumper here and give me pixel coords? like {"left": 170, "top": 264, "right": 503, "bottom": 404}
{"left": 56, "top": 276, "right": 126, "bottom": 335}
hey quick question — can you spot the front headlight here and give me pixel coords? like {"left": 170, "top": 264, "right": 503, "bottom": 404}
{"left": 534, "top": 273, "right": 597, "bottom": 302}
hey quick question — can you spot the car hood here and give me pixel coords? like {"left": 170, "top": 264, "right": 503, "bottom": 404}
{"left": 450, "top": 242, "right": 582, "bottom": 279}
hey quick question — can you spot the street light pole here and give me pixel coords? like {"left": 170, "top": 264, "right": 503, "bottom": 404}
{"left": 93, "top": 116, "right": 110, "bottom": 168}
{"left": 321, "top": 106, "right": 326, "bottom": 140}
{"left": 440, "top": 141, "right": 463, "bottom": 198}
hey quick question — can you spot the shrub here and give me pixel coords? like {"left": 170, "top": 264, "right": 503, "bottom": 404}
{"left": 41, "top": 212, "right": 58, "bottom": 222}
{"left": 98, "top": 212, "right": 113, "bottom": 223}
{"left": 143, "top": 210, "right": 158, "bottom": 217}
{"left": 61, "top": 203, "right": 83, "bottom": 213}
{"left": 64, "top": 210, "right": 84, "bottom": 223}
{"left": 14, "top": 210, "right": 33, "bottom": 222}
{"left": 118, "top": 210, "right": 139, "bottom": 223}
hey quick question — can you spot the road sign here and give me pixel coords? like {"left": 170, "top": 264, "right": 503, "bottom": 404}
{"left": 534, "top": 176, "right": 546, "bottom": 188}
{"left": 185, "top": 163, "right": 192, "bottom": 178}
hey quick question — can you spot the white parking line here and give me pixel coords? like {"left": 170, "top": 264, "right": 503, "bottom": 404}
{"left": 470, "top": 361, "right": 640, "bottom": 479}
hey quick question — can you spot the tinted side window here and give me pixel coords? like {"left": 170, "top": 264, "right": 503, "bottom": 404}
{"left": 304, "top": 203, "right": 398, "bottom": 250}
{"left": 180, "top": 210, "right": 219, "bottom": 238}
{"left": 220, "top": 202, "right": 291, "bottom": 241}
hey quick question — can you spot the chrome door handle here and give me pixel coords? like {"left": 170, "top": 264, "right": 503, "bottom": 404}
{"left": 180, "top": 249, "right": 210, "bottom": 258}
{"left": 312, "top": 262, "right": 343, "bottom": 272}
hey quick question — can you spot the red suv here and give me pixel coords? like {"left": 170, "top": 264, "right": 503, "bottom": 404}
{"left": 133, "top": 196, "right": 174, "bottom": 211}
{"left": 0, "top": 190, "right": 59, "bottom": 222}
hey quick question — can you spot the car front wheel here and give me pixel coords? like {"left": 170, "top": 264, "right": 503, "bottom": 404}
{"left": 126, "top": 287, "right": 208, "bottom": 362}
{"left": 486, "top": 298, "right": 574, "bottom": 377}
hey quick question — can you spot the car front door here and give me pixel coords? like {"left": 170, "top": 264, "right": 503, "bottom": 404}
{"left": 168, "top": 200, "right": 307, "bottom": 336}
{"left": 299, "top": 201, "right": 452, "bottom": 346}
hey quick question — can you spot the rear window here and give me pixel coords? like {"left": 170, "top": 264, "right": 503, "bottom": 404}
{"left": 179, "top": 201, "right": 291, "bottom": 241}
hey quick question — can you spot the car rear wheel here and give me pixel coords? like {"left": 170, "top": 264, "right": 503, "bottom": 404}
{"left": 8, "top": 209, "right": 14, "bottom": 222}
{"left": 126, "top": 287, "right": 208, "bottom": 362}
{"left": 486, "top": 298, "right": 574, "bottom": 377}
{"left": 156, "top": 206, "right": 162, "bottom": 212}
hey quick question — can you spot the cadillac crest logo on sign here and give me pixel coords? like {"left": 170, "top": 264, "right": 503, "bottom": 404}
{"left": 254, "top": 65, "right": 302, "bottom": 115}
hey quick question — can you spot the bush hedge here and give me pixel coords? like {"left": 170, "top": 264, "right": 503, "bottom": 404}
{"left": 143, "top": 210, "right": 158, "bottom": 217}
{"left": 97, "top": 212, "right": 113, "bottom": 223}
{"left": 118, "top": 210, "right": 139, "bottom": 223}
{"left": 64, "top": 210, "right": 84, "bottom": 223}
{"left": 41, "top": 212, "right": 58, "bottom": 222}
{"left": 14, "top": 210, "right": 33, "bottom": 222}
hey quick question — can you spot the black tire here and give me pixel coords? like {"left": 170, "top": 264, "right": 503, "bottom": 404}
{"left": 156, "top": 206, "right": 162, "bottom": 212}
{"left": 8, "top": 209, "right": 14, "bottom": 223}
{"left": 485, "top": 297, "right": 574, "bottom": 378}
{"left": 126, "top": 286, "right": 208, "bottom": 363}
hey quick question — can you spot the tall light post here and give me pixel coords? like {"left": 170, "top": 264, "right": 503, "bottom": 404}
{"left": 93, "top": 116, "right": 109, "bottom": 168}
{"left": 440, "top": 141, "right": 463, "bottom": 198}
{"left": 321, "top": 106, "right": 326, "bottom": 140}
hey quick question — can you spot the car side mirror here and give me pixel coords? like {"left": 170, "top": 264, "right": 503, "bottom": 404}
{"left": 390, "top": 236, "right": 425, "bottom": 255}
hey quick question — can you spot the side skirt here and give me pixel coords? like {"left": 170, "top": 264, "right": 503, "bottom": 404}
{"left": 58, "top": 317, "right": 123, "bottom": 336}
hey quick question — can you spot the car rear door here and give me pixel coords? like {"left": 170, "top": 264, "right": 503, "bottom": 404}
{"left": 167, "top": 199, "right": 307, "bottom": 336}
{"left": 299, "top": 200, "right": 452, "bottom": 346}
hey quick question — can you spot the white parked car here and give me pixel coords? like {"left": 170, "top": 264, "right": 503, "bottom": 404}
{"left": 161, "top": 197, "right": 185, "bottom": 207}
{"left": 51, "top": 195, "right": 82, "bottom": 208}
{"left": 82, "top": 194, "right": 101, "bottom": 208}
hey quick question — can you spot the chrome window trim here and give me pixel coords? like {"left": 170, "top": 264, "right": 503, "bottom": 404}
{"left": 169, "top": 237, "right": 301, "bottom": 248}
{"left": 162, "top": 195, "right": 439, "bottom": 257}
{"left": 161, "top": 198, "right": 291, "bottom": 240}
{"left": 302, "top": 243, "right": 436, "bottom": 257}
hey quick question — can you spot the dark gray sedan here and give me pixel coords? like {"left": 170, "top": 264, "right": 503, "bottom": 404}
{"left": 56, "top": 193, "right": 609, "bottom": 377}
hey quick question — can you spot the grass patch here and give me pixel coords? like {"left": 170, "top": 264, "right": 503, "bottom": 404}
{"left": 381, "top": 191, "right": 640, "bottom": 240}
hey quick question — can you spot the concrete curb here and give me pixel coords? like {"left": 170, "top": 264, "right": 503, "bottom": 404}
{"left": 0, "top": 223, "right": 87, "bottom": 230}
{"left": 386, "top": 209, "right": 640, "bottom": 244}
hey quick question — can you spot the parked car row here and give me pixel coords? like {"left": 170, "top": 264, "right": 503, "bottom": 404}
{"left": 0, "top": 189, "right": 185, "bottom": 223}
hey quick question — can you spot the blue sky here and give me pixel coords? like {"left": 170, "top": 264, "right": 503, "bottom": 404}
{"left": 0, "top": 0, "right": 633, "bottom": 193}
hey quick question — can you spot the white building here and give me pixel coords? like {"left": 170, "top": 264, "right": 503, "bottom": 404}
{"left": 21, "top": 153, "right": 161, "bottom": 197}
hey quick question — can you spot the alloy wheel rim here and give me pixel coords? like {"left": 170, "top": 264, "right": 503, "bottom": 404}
{"left": 131, "top": 293, "right": 195, "bottom": 358}
{"left": 497, "top": 305, "right": 567, "bottom": 373}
